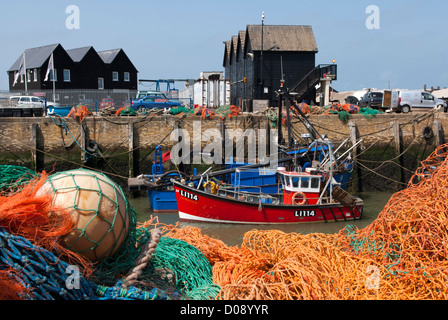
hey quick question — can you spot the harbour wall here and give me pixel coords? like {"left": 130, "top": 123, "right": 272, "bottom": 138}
{"left": 0, "top": 111, "right": 445, "bottom": 192}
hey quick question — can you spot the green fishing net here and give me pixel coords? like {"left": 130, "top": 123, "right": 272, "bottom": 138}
{"left": 0, "top": 165, "right": 37, "bottom": 191}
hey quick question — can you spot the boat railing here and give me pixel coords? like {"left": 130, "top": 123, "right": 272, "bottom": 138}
{"left": 217, "top": 188, "right": 282, "bottom": 205}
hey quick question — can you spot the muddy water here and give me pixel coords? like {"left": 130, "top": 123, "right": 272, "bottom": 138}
{"left": 130, "top": 191, "right": 393, "bottom": 246}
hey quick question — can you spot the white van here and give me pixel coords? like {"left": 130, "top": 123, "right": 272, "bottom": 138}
{"left": 10, "top": 96, "right": 44, "bottom": 108}
{"left": 396, "top": 90, "right": 446, "bottom": 113}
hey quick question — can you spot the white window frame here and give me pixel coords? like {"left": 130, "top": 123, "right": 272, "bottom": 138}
{"left": 112, "top": 71, "right": 119, "bottom": 82}
{"left": 27, "top": 70, "right": 31, "bottom": 82}
{"left": 33, "top": 69, "right": 38, "bottom": 82}
{"left": 124, "top": 72, "right": 130, "bottom": 82}
{"left": 98, "top": 77, "right": 104, "bottom": 90}
{"left": 63, "top": 69, "right": 71, "bottom": 82}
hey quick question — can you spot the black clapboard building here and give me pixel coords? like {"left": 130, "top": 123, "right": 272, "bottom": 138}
{"left": 223, "top": 25, "right": 318, "bottom": 108}
{"left": 7, "top": 43, "right": 138, "bottom": 91}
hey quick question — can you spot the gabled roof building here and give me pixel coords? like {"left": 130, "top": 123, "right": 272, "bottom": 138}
{"left": 223, "top": 25, "right": 318, "bottom": 109}
{"left": 7, "top": 43, "right": 138, "bottom": 91}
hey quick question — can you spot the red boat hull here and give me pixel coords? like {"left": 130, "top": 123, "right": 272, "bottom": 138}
{"left": 174, "top": 182, "right": 363, "bottom": 224}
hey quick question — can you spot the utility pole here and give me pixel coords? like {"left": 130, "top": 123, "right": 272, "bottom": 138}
{"left": 260, "top": 11, "right": 264, "bottom": 100}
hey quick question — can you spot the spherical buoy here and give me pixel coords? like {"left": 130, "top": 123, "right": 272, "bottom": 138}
{"left": 36, "top": 169, "right": 131, "bottom": 262}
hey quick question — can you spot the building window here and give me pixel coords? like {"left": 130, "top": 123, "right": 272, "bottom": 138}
{"left": 112, "top": 71, "right": 119, "bottom": 81}
{"left": 63, "top": 69, "right": 71, "bottom": 82}
{"left": 98, "top": 78, "right": 104, "bottom": 90}
{"left": 27, "top": 70, "right": 31, "bottom": 82}
{"left": 50, "top": 69, "right": 57, "bottom": 81}
{"left": 124, "top": 72, "right": 130, "bottom": 82}
{"left": 20, "top": 73, "right": 24, "bottom": 83}
{"left": 33, "top": 69, "right": 37, "bottom": 82}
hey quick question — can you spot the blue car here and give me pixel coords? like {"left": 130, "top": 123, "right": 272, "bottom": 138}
{"left": 131, "top": 95, "right": 182, "bottom": 110}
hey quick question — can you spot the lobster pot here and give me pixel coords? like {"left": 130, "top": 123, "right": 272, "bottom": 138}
{"left": 331, "top": 186, "right": 357, "bottom": 207}
{"left": 37, "top": 169, "right": 131, "bottom": 262}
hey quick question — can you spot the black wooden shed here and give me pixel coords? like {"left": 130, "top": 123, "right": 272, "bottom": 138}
{"left": 223, "top": 25, "right": 319, "bottom": 109}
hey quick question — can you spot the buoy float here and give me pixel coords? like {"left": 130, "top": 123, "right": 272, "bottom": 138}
{"left": 36, "top": 169, "right": 130, "bottom": 262}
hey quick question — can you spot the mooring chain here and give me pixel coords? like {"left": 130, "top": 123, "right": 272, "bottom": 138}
{"left": 122, "top": 228, "right": 162, "bottom": 288}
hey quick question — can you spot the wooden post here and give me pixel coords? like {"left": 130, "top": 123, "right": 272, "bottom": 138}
{"left": 80, "top": 123, "right": 87, "bottom": 162}
{"left": 219, "top": 120, "right": 226, "bottom": 169}
{"left": 349, "top": 120, "right": 363, "bottom": 193}
{"left": 128, "top": 123, "right": 139, "bottom": 178}
{"left": 433, "top": 119, "right": 445, "bottom": 147}
{"left": 392, "top": 120, "right": 405, "bottom": 189}
{"left": 31, "top": 123, "right": 44, "bottom": 172}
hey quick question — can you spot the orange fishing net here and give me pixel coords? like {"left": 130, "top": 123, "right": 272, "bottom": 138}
{"left": 0, "top": 173, "right": 93, "bottom": 274}
{"left": 67, "top": 105, "right": 92, "bottom": 121}
{"left": 0, "top": 269, "right": 29, "bottom": 300}
{"left": 141, "top": 143, "right": 448, "bottom": 300}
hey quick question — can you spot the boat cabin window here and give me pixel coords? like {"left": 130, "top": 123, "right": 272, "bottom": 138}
{"left": 282, "top": 174, "right": 320, "bottom": 192}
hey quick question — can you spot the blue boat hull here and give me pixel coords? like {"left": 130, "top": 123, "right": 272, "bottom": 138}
{"left": 47, "top": 106, "right": 73, "bottom": 117}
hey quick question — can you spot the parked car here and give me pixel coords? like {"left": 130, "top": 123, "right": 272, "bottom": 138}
{"left": 394, "top": 90, "right": 447, "bottom": 113}
{"left": 99, "top": 98, "right": 115, "bottom": 109}
{"left": 131, "top": 95, "right": 182, "bottom": 110}
{"left": 9, "top": 96, "right": 60, "bottom": 108}
{"left": 10, "top": 96, "right": 44, "bottom": 108}
{"left": 358, "top": 92, "right": 384, "bottom": 109}
{"left": 135, "top": 91, "right": 167, "bottom": 100}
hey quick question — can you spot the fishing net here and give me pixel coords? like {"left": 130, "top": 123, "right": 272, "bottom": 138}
{"left": 359, "top": 107, "right": 384, "bottom": 119}
{"left": 4, "top": 143, "right": 448, "bottom": 300}
{"left": 66, "top": 105, "right": 92, "bottom": 121}
{"left": 37, "top": 169, "right": 135, "bottom": 264}
{"left": 0, "top": 165, "right": 37, "bottom": 191}
{"left": 170, "top": 106, "right": 195, "bottom": 116}
{"left": 116, "top": 106, "right": 138, "bottom": 116}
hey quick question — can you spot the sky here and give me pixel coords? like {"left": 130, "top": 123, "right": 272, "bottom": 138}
{"left": 0, "top": 0, "right": 447, "bottom": 92}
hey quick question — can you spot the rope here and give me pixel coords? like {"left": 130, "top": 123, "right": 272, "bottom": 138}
{"left": 123, "top": 228, "right": 162, "bottom": 287}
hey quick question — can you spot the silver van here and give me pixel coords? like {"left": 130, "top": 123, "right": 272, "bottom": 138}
{"left": 396, "top": 90, "right": 446, "bottom": 113}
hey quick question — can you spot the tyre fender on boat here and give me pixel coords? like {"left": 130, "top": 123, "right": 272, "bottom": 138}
{"left": 292, "top": 191, "right": 307, "bottom": 205}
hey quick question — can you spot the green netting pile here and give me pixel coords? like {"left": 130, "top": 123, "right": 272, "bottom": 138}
{"left": 359, "top": 107, "right": 384, "bottom": 119}
{"left": 119, "top": 107, "right": 138, "bottom": 116}
{"left": 0, "top": 165, "right": 37, "bottom": 191}
{"left": 170, "top": 106, "right": 195, "bottom": 115}
{"left": 151, "top": 237, "right": 220, "bottom": 300}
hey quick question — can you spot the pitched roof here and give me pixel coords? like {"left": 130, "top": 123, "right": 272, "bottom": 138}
{"left": 8, "top": 43, "right": 60, "bottom": 71}
{"left": 97, "top": 49, "right": 121, "bottom": 64}
{"left": 223, "top": 40, "right": 231, "bottom": 66}
{"left": 245, "top": 25, "right": 318, "bottom": 52}
{"left": 66, "top": 46, "right": 93, "bottom": 62}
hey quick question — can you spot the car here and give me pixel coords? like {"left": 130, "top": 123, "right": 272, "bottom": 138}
{"left": 131, "top": 95, "right": 182, "bottom": 110}
{"left": 135, "top": 91, "right": 167, "bottom": 100}
{"left": 358, "top": 91, "right": 384, "bottom": 109}
{"left": 99, "top": 98, "right": 115, "bottom": 109}
{"left": 394, "top": 90, "right": 447, "bottom": 113}
{"left": 9, "top": 96, "right": 60, "bottom": 108}
{"left": 10, "top": 96, "right": 44, "bottom": 108}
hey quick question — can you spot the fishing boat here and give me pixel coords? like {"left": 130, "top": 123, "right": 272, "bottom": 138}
{"left": 174, "top": 140, "right": 363, "bottom": 224}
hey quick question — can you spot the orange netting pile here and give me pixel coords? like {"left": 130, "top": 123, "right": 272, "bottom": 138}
{"left": 0, "top": 173, "right": 93, "bottom": 271}
{"left": 66, "top": 105, "right": 93, "bottom": 121}
{"left": 141, "top": 143, "right": 448, "bottom": 300}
